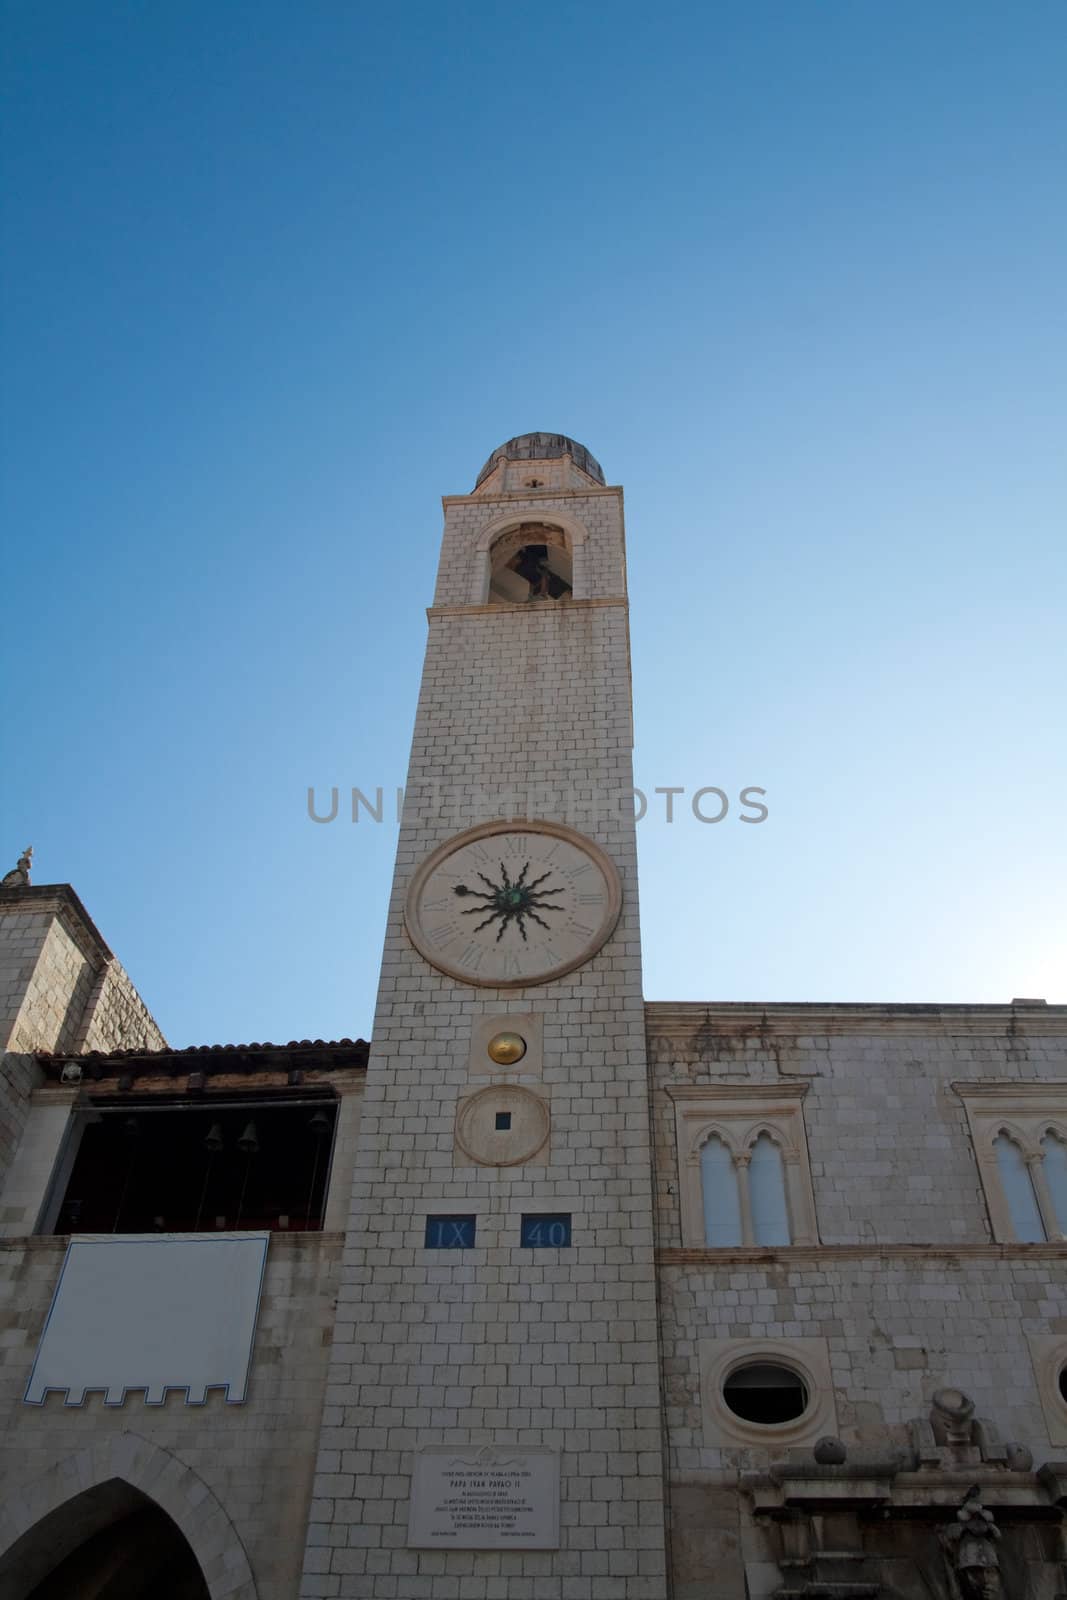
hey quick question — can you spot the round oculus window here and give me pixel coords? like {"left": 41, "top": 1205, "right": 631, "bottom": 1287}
{"left": 722, "top": 1362, "right": 809, "bottom": 1426}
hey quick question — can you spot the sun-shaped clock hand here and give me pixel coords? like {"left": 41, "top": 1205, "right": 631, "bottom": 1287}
{"left": 453, "top": 861, "right": 565, "bottom": 942}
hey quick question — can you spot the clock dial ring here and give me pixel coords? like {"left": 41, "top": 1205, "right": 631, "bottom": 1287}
{"left": 404, "top": 819, "right": 622, "bottom": 988}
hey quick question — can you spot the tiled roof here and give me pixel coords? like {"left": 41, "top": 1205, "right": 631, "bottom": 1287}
{"left": 38, "top": 1037, "right": 370, "bottom": 1079}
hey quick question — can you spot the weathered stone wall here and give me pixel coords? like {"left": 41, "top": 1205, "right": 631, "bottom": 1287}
{"left": 648, "top": 1002, "right": 1067, "bottom": 1249}
{"left": 660, "top": 1251, "right": 1067, "bottom": 1463}
{"left": 77, "top": 956, "right": 166, "bottom": 1054}
{"left": 1, "top": 907, "right": 97, "bottom": 1057}
{"left": 0, "top": 903, "right": 91, "bottom": 1194}
{"left": 0, "top": 1053, "right": 40, "bottom": 1203}
{"left": 0, "top": 890, "right": 164, "bottom": 1198}
{"left": 647, "top": 1002, "right": 1067, "bottom": 1598}
{"left": 0, "top": 1231, "right": 342, "bottom": 1600}
{"left": 0, "top": 907, "right": 53, "bottom": 1055}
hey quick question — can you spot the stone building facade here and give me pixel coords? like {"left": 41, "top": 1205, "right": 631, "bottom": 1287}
{"left": 0, "top": 435, "right": 1065, "bottom": 1599}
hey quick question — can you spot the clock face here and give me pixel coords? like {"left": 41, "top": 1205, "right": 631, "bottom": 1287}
{"left": 405, "top": 821, "right": 622, "bottom": 987}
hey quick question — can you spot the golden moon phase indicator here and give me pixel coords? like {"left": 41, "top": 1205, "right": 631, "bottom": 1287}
{"left": 487, "top": 1031, "right": 527, "bottom": 1066}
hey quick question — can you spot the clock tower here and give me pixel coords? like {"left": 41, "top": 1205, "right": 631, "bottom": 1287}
{"left": 302, "top": 435, "right": 667, "bottom": 1598}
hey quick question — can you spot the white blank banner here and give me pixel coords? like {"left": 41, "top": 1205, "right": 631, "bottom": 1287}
{"left": 25, "top": 1233, "right": 269, "bottom": 1406}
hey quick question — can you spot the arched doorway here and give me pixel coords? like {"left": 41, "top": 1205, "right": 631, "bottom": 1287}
{"left": 0, "top": 1435, "right": 257, "bottom": 1600}
{"left": 0, "top": 1479, "right": 209, "bottom": 1600}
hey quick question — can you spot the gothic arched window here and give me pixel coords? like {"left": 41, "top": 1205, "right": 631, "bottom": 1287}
{"left": 696, "top": 1127, "right": 797, "bottom": 1247}
{"left": 701, "top": 1135, "right": 742, "bottom": 1246}
{"left": 993, "top": 1132, "right": 1045, "bottom": 1242}
{"left": 957, "top": 1087, "right": 1067, "bottom": 1243}
{"left": 1041, "top": 1131, "right": 1067, "bottom": 1237}
{"left": 673, "top": 1085, "right": 818, "bottom": 1249}
{"left": 748, "top": 1133, "right": 791, "bottom": 1246}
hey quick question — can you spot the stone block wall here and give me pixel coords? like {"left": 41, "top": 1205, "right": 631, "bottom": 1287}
{"left": 0, "top": 1232, "right": 342, "bottom": 1600}
{"left": 0, "top": 888, "right": 164, "bottom": 1197}
{"left": 647, "top": 1002, "right": 1067, "bottom": 1250}
{"left": 0, "top": 900, "right": 92, "bottom": 1192}
{"left": 647, "top": 1001, "right": 1067, "bottom": 1597}
{"left": 78, "top": 956, "right": 165, "bottom": 1054}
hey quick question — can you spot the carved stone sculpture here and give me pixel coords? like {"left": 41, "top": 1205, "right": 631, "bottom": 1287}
{"left": 941, "top": 1486, "right": 1003, "bottom": 1600}
{"left": 912, "top": 1387, "right": 1008, "bottom": 1468}
{"left": 931, "top": 1388, "right": 977, "bottom": 1446}
{"left": 1, "top": 846, "right": 32, "bottom": 888}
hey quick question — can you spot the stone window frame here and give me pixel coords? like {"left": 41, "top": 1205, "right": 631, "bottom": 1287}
{"left": 666, "top": 1082, "right": 818, "bottom": 1248}
{"left": 1027, "top": 1334, "right": 1067, "bottom": 1446}
{"left": 699, "top": 1335, "right": 838, "bottom": 1449}
{"left": 953, "top": 1081, "right": 1067, "bottom": 1243}
{"left": 470, "top": 510, "right": 591, "bottom": 604}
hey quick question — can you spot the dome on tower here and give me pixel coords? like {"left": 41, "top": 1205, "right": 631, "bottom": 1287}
{"left": 474, "top": 432, "right": 605, "bottom": 489}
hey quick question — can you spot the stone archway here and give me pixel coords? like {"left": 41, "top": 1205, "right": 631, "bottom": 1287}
{"left": 470, "top": 508, "right": 592, "bottom": 603}
{"left": 0, "top": 1433, "right": 257, "bottom": 1600}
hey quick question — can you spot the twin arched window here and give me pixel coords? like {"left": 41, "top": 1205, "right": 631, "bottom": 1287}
{"left": 700, "top": 1130, "right": 792, "bottom": 1247}
{"left": 993, "top": 1128, "right": 1067, "bottom": 1242}
{"left": 672, "top": 1087, "right": 816, "bottom": 1250}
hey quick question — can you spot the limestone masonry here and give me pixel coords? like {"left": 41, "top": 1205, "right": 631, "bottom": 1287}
{"left": 0, "top": 435, "right": 1064, "bottom": 1600}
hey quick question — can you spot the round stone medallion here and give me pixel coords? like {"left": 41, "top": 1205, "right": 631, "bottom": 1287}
{"left": 455, "top": 1085, "right": 550, "bottom": 1167}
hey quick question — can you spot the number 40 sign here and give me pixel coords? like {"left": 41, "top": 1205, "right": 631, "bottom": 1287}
{"left": 520, "top": 1214, "right": 572, "bottom": 1248}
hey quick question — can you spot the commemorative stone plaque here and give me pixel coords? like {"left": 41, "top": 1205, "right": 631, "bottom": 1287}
{"left": 407, "top": 1446, "right": 560, "bottom": 1550}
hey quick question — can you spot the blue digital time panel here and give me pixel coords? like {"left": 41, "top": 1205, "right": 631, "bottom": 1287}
{"left": 520, "top": 1214, "right": 572, "bottom": 1248}
{"left": 424, "top": 1215, "right": 476, "bottom": 1248}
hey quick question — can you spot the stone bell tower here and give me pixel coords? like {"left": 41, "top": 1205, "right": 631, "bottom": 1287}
{"left": 302, "top": 434, "right": 667, "bottom": 1598}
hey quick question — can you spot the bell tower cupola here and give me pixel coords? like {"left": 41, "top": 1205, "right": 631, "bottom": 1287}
{"left": 472, "top": 431, "right": 606, "bottom": 496}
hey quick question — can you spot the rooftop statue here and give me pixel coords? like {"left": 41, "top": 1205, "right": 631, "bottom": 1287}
{"left": 1, "top": 846, "right": 32, "bottom": 888}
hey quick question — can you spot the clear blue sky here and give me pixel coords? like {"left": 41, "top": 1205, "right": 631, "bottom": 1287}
{"left": 2, "top": 2, "right": 1064, "bottom": 1045}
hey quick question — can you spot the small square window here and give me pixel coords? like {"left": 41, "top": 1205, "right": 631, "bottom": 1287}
{"left": 425, "top": 1215, "right": 476, "bottom": 1248}
{"left": 520, "top": 1214, "right": 571, "bottom": 1248}
{"left": 495, "top": 1112, "right": 512, "bottom": 1130}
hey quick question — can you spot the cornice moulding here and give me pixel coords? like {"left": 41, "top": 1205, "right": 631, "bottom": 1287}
{"left": 657, "top": 1242, "right": 1067, "bottom": 1265}
{"left": 645, "top": 1001, "right": 1067, "bottom": 1039}
{"left": 664, "top": 1082, "right": 809, "bottom": 1103}
{"left": 0, "top": 884, "right": 113, "bottom": 965}
{"left": 428, "top": 597, "right": 625, "bottom": 619}
{"left": 441, "top": 486, "right": 622, "bottom": 507}
{"left": 951, "top": 1080, "right": 1067, "bottom": 1099}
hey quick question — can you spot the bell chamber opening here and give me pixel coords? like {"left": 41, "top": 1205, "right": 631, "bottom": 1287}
{"left": 488, "top": 523, "right": 573, "bottom": 604}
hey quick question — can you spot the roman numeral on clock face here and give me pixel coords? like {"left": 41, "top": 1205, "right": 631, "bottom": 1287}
{"left": 428, "top": 921, "right": 461, "bottom": 947}
{"left": 577, "top": 893, "right": 603, "bottom": 906}
{"left": 459, "top": 943, "right": 485, "bottom": 971}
